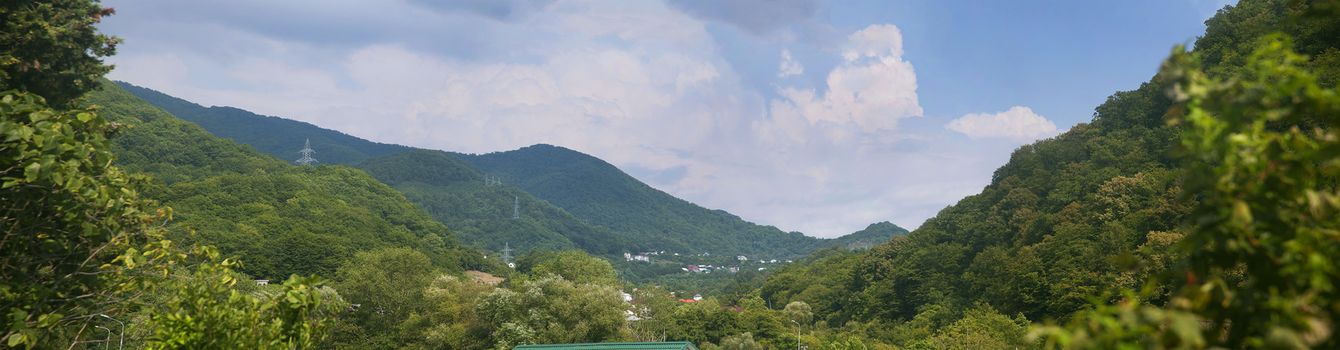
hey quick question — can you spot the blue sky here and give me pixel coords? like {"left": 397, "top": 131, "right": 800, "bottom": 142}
{"left": 101, "top": 0, "right": 1233, "bottom": 237}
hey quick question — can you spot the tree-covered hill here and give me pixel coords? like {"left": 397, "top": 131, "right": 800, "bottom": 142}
{"left": 358, "top": 149, "right": 634, "bottom": 254}
{"left": 760, "top": 0, "right": 1340, "bottom": 343}
{"left": 117, "top": 81, "right": 411, "bottom": 165}
{"left": 117, "top": 84, "right": 905, "bottom": 258}
{"left": 457, "top": 144, "right": 839, "bottom": 258}
{"left": 87, "top": 82, "right": 487, "bottom": 279}
{"left": 826, "top": 221, "right": 907, "bottom": 250}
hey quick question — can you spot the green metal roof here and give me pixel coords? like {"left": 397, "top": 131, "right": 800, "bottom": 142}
{"left": 512, "top": 342, "right": 698, "bottom": 350}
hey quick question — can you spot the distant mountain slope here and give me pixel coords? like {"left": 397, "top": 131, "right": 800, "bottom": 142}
{"left": 118, "top": 82, "right": 409, "bottom": 165}
{"left": 90, "top": 82, "right": 486, "bottom": 279}
{"left": 457, "top": 144, "right": 828, "bottom": 258}
{"left": 119, "top": 83, "right": 907, "bottom": 258}
{"left": 829, "top": 221, "right": 907, "bottom": 250}
{"left": 358, "top": 150, "right": 633, "bottom": 254}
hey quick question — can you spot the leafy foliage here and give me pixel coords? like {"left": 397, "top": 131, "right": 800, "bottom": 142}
{"left": 0, "top": 0, "right": 118, "bottom": 108}
{"left": 141, "top": 249, "right": 340, "bottom": 350}
{"left": 0, "top": 90, "right": 153, "bottom": 347}
{"left": 1037, "top": 33, "right": 1340, "bottom": 349}
{"left": 2, "top": 81, "right": 330, "bottom": 350}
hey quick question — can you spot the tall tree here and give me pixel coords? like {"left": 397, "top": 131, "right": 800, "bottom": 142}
{"left": 0, "top": 0, "right": 118, "bottom": 107}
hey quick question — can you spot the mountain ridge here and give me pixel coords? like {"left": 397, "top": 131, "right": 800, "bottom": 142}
{"left": 117, "top": 81, "right": 902, "bottom": 258}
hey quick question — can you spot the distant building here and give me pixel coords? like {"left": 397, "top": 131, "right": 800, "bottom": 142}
{"left": 736, "top": 255, "right": 748, "bottom": 261}
{"left": 254, "top": 279, "right": 269, "bottom": 286}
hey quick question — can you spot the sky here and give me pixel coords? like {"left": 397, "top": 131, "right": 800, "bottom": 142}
{"left": 100, "top": 0, "right": 1234, "bottom": 238}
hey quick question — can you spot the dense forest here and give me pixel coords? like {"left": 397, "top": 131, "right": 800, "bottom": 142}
{"left": 4, "top": 0, "right": 1340, "bottom": 349}
{"left": 359, "top": 149, "right": 632, "bottom": 254}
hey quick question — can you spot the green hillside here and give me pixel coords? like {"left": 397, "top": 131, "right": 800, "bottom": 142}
{"left": 827, "top": 221, "right": 906, "bottom": 250}
{"left": 358, "top": 150, "right": 634, "bottom": 254}
{"left": 88, "top": 82, "right": 486, "bottom": 279}
{"left": 761, "top": 0, "right": 1340, "bottom": 338}
{"left": 458, "top": 144, "right": 832, "bottom": 258}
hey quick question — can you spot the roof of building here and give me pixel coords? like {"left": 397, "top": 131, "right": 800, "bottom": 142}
{"left": 513, "top": 342, "right": 699, "bottom": 350}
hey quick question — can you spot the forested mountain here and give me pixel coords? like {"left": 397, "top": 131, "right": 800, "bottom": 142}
{"left": 118, "top": 82, "right": 411, "bottom": 165}
{"left": 760, "top": 0, "right": 1340, "bottom": 346}
{"left": 826, "top": 221, "right": 906, "bottom": 250}
{"left": 119, "top": 83, "right": 904, "bottom": 258}
{"left": 89, "top": 82, "right": 487, "bottom": 279}
{"left": 359, "top": 150, "right": 633, "bottom": 254}
{"left": 458, "top": 144, "right": 831, "bottom": 257}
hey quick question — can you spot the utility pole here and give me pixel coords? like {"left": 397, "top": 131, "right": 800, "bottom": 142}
{"left": 295, "top": 138, "right": 318, "bottom": 165}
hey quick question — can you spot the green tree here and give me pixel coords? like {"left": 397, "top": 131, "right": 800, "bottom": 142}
{"left": 784, "top": 301, "right": 814, "bottom": 326}
{"left": 1036, "top": 35, "right": 1340, "bottom": 349}
{"left": 142, "top": 248, "right": 339, "bottom": 349}
{"left": 333, "top": 247, "right": 436, "bottom": 333}
{"left": 0, "top": 88, "right": 156, "bottom": 347}
{"left": 630, "top": 286, "right": 682, "bottom": 342}
{"left": 914, "top": 304, "right": 1029, "bottom": 350}
{"left": 520, "top": 250, "right": 619, "bottom": 286}
{"left": 476, "top": 275, "right": 627, "bottom": 347}
{"left": 719, "top": 332, "right": 762, "bottom": 350}
{"left": 398, "top": 274, "right": 495, "bottom": 350}
{"left": 1167, "top": 35, "right": 1340, "bottom": 348}
{"left": 0, "top": 0, "right": 118, "bottom": 107}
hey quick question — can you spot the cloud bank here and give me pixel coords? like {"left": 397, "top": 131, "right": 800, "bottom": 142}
{"left": 946, "top": 106, "right": 1059, "bottom": 141}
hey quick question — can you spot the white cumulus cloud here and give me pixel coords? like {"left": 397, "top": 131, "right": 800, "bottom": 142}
{"left": 946, "top": 106, "right": 1059, "bottom": 141}
{"left": 758, "top": 24, "right": 921, "bottom": 145}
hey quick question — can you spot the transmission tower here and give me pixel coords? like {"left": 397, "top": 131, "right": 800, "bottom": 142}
{"left": 295, "top": 138, "right": 318, "bottom": 166}
{"left": 501, "top": 242, "right": 514, "bottom": 268}
{"left": 512, "top": 196, "right": 520, "bottom": 220}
